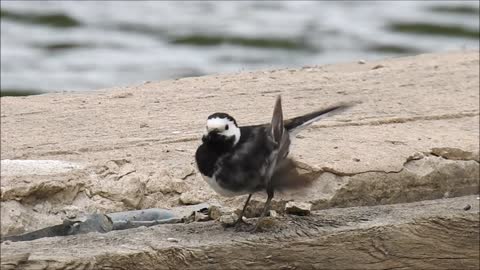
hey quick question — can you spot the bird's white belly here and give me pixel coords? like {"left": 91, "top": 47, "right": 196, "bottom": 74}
{"left": 201, "top": 174, "right": 248, "bottom": 197}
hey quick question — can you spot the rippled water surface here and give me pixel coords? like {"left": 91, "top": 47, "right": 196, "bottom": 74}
{"left": 1, "top": 1, "right": 479, "bottom": 95}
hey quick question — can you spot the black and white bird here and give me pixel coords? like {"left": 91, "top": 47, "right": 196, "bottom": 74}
{"left": 195, "top": 95, "right": 352, "bottom": 230}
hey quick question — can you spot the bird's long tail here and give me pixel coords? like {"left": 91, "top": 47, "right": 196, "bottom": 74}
{"left": 284, "top": 102, "right": 354, "bottom": 135}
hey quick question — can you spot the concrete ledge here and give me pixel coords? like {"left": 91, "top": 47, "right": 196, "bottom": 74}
{"left": 2, "top": 51, "right": 479, "bottom": 236}
{"left": 0, "top": 51, "right": 479, "bottom": 267}
{"left": 1, "top": 195, "right": 478, "bottom": 270}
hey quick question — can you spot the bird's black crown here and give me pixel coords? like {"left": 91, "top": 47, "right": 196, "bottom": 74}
{"left": 207, "top": 112, "right": 238, "bottom": 126}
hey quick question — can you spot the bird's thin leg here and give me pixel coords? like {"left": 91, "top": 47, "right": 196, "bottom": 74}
{"left": 253, "top": 187, "right": 274, "bottom": 232}
{"left": 234, "top": 193, "right": 252, "bottom": 225}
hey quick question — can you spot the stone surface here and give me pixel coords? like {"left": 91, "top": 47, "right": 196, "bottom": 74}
{"left": 285, "top": 201, "right": 312, "bottom": 216}
{"left": 179, "top": 192, "right": 203, "bottom": 205}
{"left": 1, "top": 51, "right": 479, "bottom": 238}
{"left": 194, "top": 212, "right": 210, "bottom": 222}
{"left": 0, "top": 195, "right": 478, "bottom": 270}
{"left": 219, "top": 213, "right": 239, "bottom": 226}
{"left": 208, "top": 204, "right": 234, "bottom": 220}
{"left": 268, "top": 210, "right": 278, "bottom": 218}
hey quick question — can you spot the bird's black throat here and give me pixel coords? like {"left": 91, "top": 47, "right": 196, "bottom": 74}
{"left": 196, "top": 131, "right": 236, "bottom": 177}
{"left": 202, "top": 131, "right": 235, "bottom": 151}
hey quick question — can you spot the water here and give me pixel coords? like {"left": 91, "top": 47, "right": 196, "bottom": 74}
{"left": 1, "top": 1, "right": 479, "bottom": 95}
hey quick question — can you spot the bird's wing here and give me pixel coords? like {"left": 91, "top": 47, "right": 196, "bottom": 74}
{"left": 270, "top": 95, "right": 290, "bottom": 160}
{"left": 215, "top": 127, "right": 273, "bottom": 192}
{"left": 264, "top": 96, "right": 291, "bottom": 186}
{"left": 271, "top": 95, "right": 284, "bottom": 144}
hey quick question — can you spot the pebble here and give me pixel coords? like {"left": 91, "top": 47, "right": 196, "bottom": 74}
{"left": 167, "top": 238, "right": 178, "bottom": 243}
{"left": 358, "top": 60, "right": 366, "bottom": 64}
{"left": 463, "top": 204, "right": 471, "bottom": 211}
{"left": 179, "top": 193, "right": 202, "bottom": 205}
{"left": 268, "top": 210, "right": 278, "bottom": 218}
{"left": 256, "top": 217, "right": 276, "bottom": 230}
{"left": 219, "top": 213, "right": 238, "bottom": 226}
{"left": 285, "top": 201, "right": 312, "bottom": 216}
{"left": 194, "top": 212, "right": 210, "bottom": 222}
{"left": 208, "top": 205, "right": 234, "bottom": 220}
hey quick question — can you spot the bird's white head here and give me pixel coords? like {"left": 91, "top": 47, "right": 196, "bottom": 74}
{"left": 204, "top": 113, "right": 241, "bottom": 146}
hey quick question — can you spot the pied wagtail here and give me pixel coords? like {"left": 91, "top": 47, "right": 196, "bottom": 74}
{"left": 195, "top": 95, "right": 353, "bottom": 231}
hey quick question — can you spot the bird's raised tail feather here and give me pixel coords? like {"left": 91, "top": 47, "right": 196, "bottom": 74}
{"left": 284, "top": 102, "right": 354, "bottom": 135}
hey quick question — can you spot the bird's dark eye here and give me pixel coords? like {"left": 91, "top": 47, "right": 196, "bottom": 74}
{"left": 225, "top": 124, "right": 229, "bottom": 130}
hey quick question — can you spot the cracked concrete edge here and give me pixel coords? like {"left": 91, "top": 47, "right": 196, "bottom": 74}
{"left": 229, "top": 149, "right": 479, "bottom": 217}
{"left": 0, "top": 146, "right": 478, "bottom": 236}
{"left": 1, "top": 195, "right": 478, "bottom": 270}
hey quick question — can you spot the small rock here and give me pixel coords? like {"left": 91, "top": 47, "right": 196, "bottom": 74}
{"left": 179, "top": 192, "right": 202, "bottom": 205}
{"left": 160, "top": 178, "right": 187, "bottom": 194}
{"left": 353, "top": 158, "right": 361, "bottom": 162}
{"left": 167, "top": 238, "right": 178, "bottom": 243}
{"left": 285, "top": 201, "right": 312, "bottom": 216}
{"left": 170, "top": 166, "right": 195, "bottom": 180}
{"left": 463, "top": 204, "right": 471, "bottom": 211}
{"left": 407, "top": 152, "right": 424, "bottom": 161}
{"left": 194, "top": 212, "right": 210, "bottom": 222}
{"left": 140, "top": 123, "right": 149, "bottom": 128}
{"left": 268, "top": 210, "right": 278, "bottom": 218}
{"left": 208, "top": 205, "right": 234, "bottom": 220}
{"left": 371, "top": 64, "right": 384, "bottom": 70}
{"left": 358, "top": 60, "right": 366, "bottom": 64}
{"left": 219, "top": 213, "right": 238, "bottom": 226}
{"left": 255, "top": 217, "right": 276, "bottom": 231}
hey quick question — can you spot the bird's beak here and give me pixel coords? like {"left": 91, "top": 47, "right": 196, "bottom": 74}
{"left": 208, "top": 128, "right": 221, "bottom": 134}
